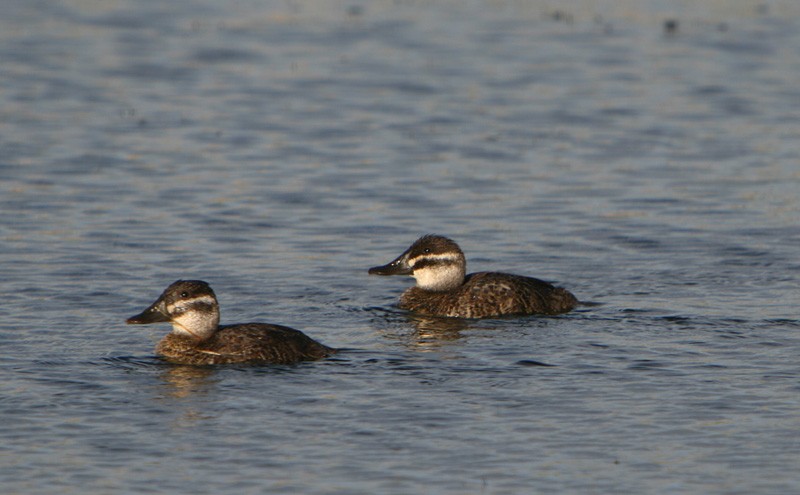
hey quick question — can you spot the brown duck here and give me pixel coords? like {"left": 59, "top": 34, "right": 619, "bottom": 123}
{"left": 126, "top": 280, "right": 335, "bottom": 365}
{"left": 368, "top": 235, "right": 577, "bottom": 318}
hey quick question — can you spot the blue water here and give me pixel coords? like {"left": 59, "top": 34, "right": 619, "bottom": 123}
{"left": 2, "top": 1, "right": 800, "bottom": 493}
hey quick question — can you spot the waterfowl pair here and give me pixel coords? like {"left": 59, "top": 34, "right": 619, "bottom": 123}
{"left": 127, "top": 235, "right": 576, "bottom": 364}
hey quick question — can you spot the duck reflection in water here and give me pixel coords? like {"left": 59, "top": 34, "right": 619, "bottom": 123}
{"left": 407, "top": 313, "right": 469, "bottom": 345}
{"left": 370, "top": 309, "right": 471, "bottom": 348}
{"left": 158, "top": 365, "right": 218, "bottom": 399}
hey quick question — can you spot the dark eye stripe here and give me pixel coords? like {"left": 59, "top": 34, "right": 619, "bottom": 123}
{"left": 168, "top": 295, "right": 215, "bottom": 313}
{"left": 411, "top": 257, "right": 454, "bottom": 270}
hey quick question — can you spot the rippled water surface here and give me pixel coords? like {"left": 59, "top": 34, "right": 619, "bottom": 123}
{"left": 2, "top": 1, "right": 800, "bottom": 493}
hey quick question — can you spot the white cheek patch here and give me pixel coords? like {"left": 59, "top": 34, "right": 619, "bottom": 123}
{"left": 413, "top": 263, "right": 465, "bottom": 291}
{"left": 412, "top": 267, "right": 441, "bottom": 289}
{"left": 171, "top": 312, "right": 208, "bottom": 337}
{"left": 170, "top": 309, "right": 221, "bottom": 340}
{"left": 167, "top": 295, "right": 219, "bottom": 338}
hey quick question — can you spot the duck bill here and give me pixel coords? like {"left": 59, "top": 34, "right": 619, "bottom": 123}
{"left": 126, "top": 298, "right": 170, "bottom": 324}
{"left": 368, "top": 254, "right": 412, "bottom": 276}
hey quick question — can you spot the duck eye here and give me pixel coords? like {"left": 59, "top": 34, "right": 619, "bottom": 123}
{"left": 423, "top": 248, "right": 431, "bottom": 254}
{"left": 180, "top": 291, "right": 188, "bottom": 298}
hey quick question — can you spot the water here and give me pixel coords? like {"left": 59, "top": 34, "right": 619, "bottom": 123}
{"left": 2, "top": 1, "right": 800, "bottom": 493}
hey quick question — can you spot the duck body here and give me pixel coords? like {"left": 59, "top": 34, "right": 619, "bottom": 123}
{"left": 369, "top": 235, "right": 577, "bottom": 319}
{"left": 127, "top": 280, "right": 335, "bottom": 365}
{"left": 399, "top": 271, "right": 578, "bottom": 318}
{"left": 155, "top": 323, "right": 334, "bottom": 365}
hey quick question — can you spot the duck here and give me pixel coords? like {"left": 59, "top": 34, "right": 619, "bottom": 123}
{"left": 368, "top": 234, "right": 577, "bottom": 318}
{"left": 126, "top": 280, "right": 335, "bottom": 365}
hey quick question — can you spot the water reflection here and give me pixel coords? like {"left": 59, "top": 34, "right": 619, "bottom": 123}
{"left": 158, "top": 365, "right": 218, "bottom": 399}
{"left": 370, "top": 308, "right": 473, "bottom": 348}
{"left": 407, "top": 314, "right": 470, "bottom": 346}
{"left": 371, "top": 306, "right": 569, "bottom": 349}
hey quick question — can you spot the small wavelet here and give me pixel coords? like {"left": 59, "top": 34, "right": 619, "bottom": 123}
{"left": 515, "top": 359, "right": 557, "bottom": 367}
{"left": 101, "top": 355, "right": 166, "bottom": 367}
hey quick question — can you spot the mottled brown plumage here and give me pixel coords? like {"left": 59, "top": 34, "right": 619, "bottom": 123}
{"left": 127, "top": 280, "right": 335, "bottom": 365}
{"left": 399, "top": 272, "right": 578, "bottom": 318}
{"left": 369, "top": 235, "right": 577, "bottom": 318}
{"left": 153, "top": 323, "right": 334, "bottom": 365}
